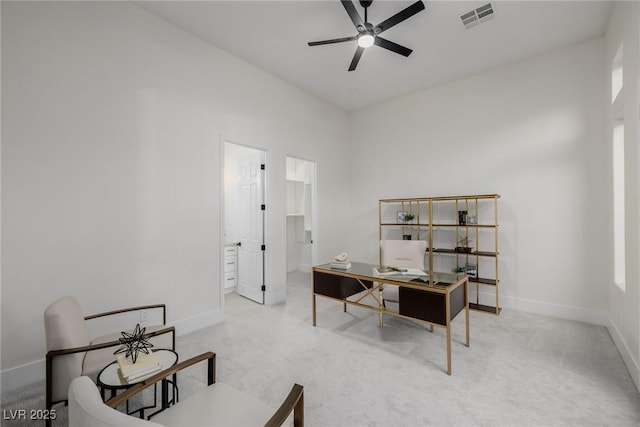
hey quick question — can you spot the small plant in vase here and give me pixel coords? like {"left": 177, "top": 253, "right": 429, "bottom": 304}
{"left": 402, "top": 213, "right": 415, "bottom": 240}
{"left": 402, "top": 213, "right": 415, "bottom": 224}
{"left": 455, "top": 236, "right": 473, "bottom": 253}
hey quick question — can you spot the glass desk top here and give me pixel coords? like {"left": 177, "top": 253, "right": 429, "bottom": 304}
{"left": 314, "top": 261, "right": 466, "bottom": 289}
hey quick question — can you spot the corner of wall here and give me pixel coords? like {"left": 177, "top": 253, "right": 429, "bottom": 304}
{"left": 607, "top": 316, "right": 640, "bottom": 392}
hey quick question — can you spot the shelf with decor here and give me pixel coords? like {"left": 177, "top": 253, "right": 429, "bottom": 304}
{"left": 379, "top": 194, "right": 501, "bottom": 315}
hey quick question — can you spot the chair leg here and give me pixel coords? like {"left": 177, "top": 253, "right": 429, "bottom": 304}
{"left": 45, "top": 355, "right": 52, "bottom": 427}
{"left": 294, "top": 390, "right": 304, "bottom": 427}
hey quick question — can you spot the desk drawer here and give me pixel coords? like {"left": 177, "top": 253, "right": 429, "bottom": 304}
{"left": 399, "top": 285, "right": 465, "bottom": 326}
{"left": 224, "top": 271, "right": 237, "bottom": 288}
{"left": 224, "top": 256, "right": 237, "bottom": 272}
{"left": 313, "top": 271, "right": 372, "bottom": 299}
{"left": 224, "top": 246, "right": 238, "bottom": 256}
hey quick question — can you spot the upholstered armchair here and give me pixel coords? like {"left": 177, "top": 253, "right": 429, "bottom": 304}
{"left": 44, "top": 296, "right": 175, "bottom": 420}
{"left": 68, "top": 352, "right": 304, "bottom": 427}
{"left": 379, "top": 239, "right": 428, "bottom": 307}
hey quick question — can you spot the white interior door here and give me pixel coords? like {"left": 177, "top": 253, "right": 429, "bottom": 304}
{"left": 237, "top": 150, "right": 265, "bottom": 304}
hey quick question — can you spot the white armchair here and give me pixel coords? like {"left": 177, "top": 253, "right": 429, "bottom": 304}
{"left": 379, "top": 240, "right": 428, "bottom": 308}
{"left": 44, "top": 296, "right": 175, "bottom": 424}
{"left": 69, "top": 352, "right": 304, "bottom": 427}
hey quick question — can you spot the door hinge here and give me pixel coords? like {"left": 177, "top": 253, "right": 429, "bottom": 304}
{"left": 261, "top": 285, "right": 266, "bottom": 291}
{"left": 261, "top": 244, "right": 266, "bottom": 251}
{"left": 260, "top": 164, "right": 265, "bottom": 170}
{"left": 261, "top": 204, "right": 266, "bottom": 211}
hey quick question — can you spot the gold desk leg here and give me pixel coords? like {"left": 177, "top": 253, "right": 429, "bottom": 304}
{"left": 445, "top": 292, "right": 452, "bottom": 375}
{"left": 312, "top": 293, "right": 317, "bottom": 326}
{"left": 446, "top": 325, "right": 452, "bottom": 375}
{"left": 465, "top": 279, "right": 470, "bottom": 347}
{"left": 378, "top": 286, "right": 384, "bottom": 327}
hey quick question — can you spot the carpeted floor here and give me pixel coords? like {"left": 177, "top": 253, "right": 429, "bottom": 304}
{"left": 2, "top": 271, "right": 640, "bottom": 426}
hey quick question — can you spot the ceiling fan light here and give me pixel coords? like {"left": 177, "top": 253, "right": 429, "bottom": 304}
{"left": 357, "top": 33, "right": 375, "bottom": 48}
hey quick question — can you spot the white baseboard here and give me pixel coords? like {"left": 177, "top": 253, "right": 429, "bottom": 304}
{"left": 0, "top": 309, "right": 224, "bottom": 394}
{"left": 0, "top": 359, "right": 45, "bottom": 394}
{"left": 607, "top": 315, "right": 640, "bottom": 392}
{"left": 170, "top": 308, "right": 224, "bottom": 336}
{"left": 482, "top": 290, "right": 608, "bottom": 325}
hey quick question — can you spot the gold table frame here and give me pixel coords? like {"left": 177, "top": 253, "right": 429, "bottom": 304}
{"left": 312, "top": 262, "right": 469, "bottom": 375}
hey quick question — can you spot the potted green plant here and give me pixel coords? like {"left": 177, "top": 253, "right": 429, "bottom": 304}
{"left": 401, "top": 213, "right": 415, "bottom": 240}
{"left": 402, "top": 213, "right": 415, "bottom": 224}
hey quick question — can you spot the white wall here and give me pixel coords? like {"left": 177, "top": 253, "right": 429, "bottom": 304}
{"left": 348, "top": 38, "right": 608, "bottom": 323}
{"left": 1, "top": 1, "right": 350, "bottom": 391}
{"left": 605, "top": 1, "right": 640, "bottom": 391}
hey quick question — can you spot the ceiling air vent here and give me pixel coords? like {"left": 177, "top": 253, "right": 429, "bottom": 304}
{"left": 461, "top": 3, "right": 494, "bottom": 29}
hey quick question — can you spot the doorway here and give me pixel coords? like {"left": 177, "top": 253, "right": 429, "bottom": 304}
{"left": 285, "top": 156, "right": 316, "bottom": 274}
{"left": 224, "top": 142, "right": 266, "bottom": 304}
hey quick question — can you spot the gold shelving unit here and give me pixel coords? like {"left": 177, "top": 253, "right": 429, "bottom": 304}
{"left": 379, "top": 194, "right": 501, "bottom": 315}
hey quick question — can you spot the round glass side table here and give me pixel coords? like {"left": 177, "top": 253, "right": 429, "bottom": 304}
{"left": 97, "top": 349, "right": 178, "bottom": 419}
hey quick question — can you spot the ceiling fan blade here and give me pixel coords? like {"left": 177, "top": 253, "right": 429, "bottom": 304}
{"left": 375, "top": 1, "right": 425, "bottom": 34}
{"left": 341, "top": 0, "right": 364, "bottom": 29}
{"left": 374, "top": 37, "right": 412, "bottom": 57}
{"left": 308, "top": 36, "right": 357, "bottom": 47}
{"left": 348, "top": 46, "right": 365, "bottom": 71}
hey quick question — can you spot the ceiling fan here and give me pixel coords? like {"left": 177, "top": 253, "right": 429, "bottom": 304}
{"left": 308, "top": 0, "right": 426, "bottom": 71}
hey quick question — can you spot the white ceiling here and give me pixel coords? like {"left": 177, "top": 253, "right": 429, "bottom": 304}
{"left": 135, "top": 1, "right": 613, "bottom": 111}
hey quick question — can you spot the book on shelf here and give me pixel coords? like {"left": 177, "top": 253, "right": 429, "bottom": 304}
{"left": 117, "top": 351, "right": 161, "bottom": 380}
{"left": 330, "top": 261, "right": 351, "bottom": 270}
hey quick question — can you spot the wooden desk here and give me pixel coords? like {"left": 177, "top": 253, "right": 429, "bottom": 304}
{"left": 312, "top": 262, "right": 469, "bottom": 375}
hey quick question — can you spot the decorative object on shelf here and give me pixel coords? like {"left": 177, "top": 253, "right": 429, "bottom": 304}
{"left": 458, "top": 210, "right": 468, "bottom": 225}
{"left": 113, "top": 323, "right": 153, "bottom": 363}
{"left": 397, "top": 211, "right": 415, "bottom": 224}
{"left": 402, "top": 234, "right": 412, "bottom": 240}
{"left": 330, "top": 252, "right": 351, "bottom": 270}
{"left": 465, "top": 214, "right": 478, "bottom": 225}
{"left": 454, "top": 236, "right": 473, "bottom": 253}
{"left": 452, "top": 265, "right": 466, "bottom": 274}
{"left": 465, "top": 263, "right": 477, "bottom": 278}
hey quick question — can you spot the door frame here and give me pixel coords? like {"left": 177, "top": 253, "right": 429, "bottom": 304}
{"left": 284, "top": 155, "right": 318, "bottom": 273}
{"left": 221, "top": 138, "right": 269, "bottom": 310}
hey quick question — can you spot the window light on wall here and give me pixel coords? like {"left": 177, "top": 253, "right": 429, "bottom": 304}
{"left": 611, "top": 44, "right": 623, "bottom": 103}
{"left": 612, "top": 122, "right": 625, "bottom": 290}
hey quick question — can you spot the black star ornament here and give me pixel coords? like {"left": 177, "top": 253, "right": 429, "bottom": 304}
{"left": 113, "top": 323, "right": 154, "bottom": 363}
